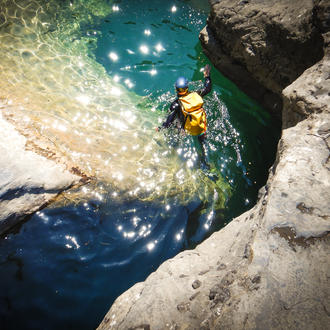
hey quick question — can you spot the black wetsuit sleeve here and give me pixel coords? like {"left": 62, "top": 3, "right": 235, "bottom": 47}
{"left": 198, "top": 76, "right": 212, "bottom": 97}
{"left": 161, "top": 100, "right": 182, "bottom": 128}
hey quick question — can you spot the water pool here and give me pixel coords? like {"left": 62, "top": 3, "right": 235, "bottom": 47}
{"left": 0, "top": 0, "right": 280, "bottom": 329}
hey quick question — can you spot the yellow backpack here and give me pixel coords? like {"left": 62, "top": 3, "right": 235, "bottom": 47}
{"left": 179, "top": 92, "right": 207, "bottom": 136}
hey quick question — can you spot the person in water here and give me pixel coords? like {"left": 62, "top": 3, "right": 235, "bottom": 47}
{"left": 157, "top": 64, "right": 212, "bottom": 168}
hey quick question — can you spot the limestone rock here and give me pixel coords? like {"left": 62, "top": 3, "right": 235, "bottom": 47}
{"left": 283, "top": 42, "right": 330, "bottom": 128}
{"left": 200, "top": 0, "right": 325, "bottom": 114}
{"left": 0, "top": 114, "right": 81, "bottom": 234}
{"left": 98, "top": 114, "right": 330, "bottom": 330}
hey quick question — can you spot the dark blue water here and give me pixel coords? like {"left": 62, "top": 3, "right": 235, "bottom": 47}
{"left": 0, "top": 1, "right": 280, "bottom": 329}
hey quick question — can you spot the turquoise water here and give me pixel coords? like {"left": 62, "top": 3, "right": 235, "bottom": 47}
{"left": 0, "top": 1, "right": 280, "bottom": 329}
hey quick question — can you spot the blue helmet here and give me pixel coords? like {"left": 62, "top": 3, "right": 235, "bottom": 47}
{"left": 175, "top": 76, "right": 188, "bottom": 89}
{"left": 175, "top": 76, "right": 189, "bottom": 95}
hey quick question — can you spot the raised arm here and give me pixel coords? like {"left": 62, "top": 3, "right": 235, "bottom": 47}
{"left": 198, "top": 64, "right": 212, "bottom": 97}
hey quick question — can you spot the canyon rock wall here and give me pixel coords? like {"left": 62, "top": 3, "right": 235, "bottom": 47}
{"left": 200, "top": 0, "right": 326, "bottom": 115}
{"left": 98, "top": 0, "right": 330, "bottom": 329}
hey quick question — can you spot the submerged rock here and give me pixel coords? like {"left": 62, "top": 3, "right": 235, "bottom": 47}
{"left": 99, "top": 1, "right": 330, "bottom": 329}
{"left": 0, "top": 113, "right": 81, "bottom": 235}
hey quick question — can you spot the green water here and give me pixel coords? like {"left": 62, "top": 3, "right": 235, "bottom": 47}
{"left": 0, "top": 0, "right": 280, "bottom": 329}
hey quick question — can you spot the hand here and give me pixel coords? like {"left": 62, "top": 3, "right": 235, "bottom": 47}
{"left": 203, "top": 64, "right": 210, "bottom": 77}
{"left": 155, "top": 127, "right": 160, "bottom": 132}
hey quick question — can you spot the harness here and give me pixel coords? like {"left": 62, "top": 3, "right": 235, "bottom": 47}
{"left": 178, "top": 92, "right": 207, "bottom": 136}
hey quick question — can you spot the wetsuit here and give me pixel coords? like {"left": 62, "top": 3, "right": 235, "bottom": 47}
{"left": 160, "top": 74, "right": 212, "bottom": 168}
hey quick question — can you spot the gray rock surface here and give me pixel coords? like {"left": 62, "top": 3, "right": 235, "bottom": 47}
{"left": 282, "top": 34, "right": 330, "bottom": 128}
{"left": 0, "top": 113, "right": 81, "bottom": 234}
{"left": 199, "top": 0, "right": 326, "bottom": 114}
{"left": 98, "top": 115, "right": 330, "bottom": 330}
{"left": 98, "top": 1, "right": 330, "bottom": 329}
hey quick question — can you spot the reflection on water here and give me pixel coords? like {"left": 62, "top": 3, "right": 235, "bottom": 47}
{"left": 0, "top": 0, "right": 228, "bottom": 208}
{"left": 0, "top": 0, "right": 280, "bottom": 329}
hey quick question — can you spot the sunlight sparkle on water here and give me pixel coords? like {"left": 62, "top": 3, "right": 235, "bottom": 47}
{"left": 109, "top": 119, "right": 128, "bottom": 130}
{"left": 208, "top": 210, "right": 214, "bottom": 221}
{"left": 36, "top": 211, "right": 49, "bottom": 223}
{"left": 82, "top": 187, "right": 88, "bottom": 194}
{"left": 155, "top": 43, "right": 165, "bottom": 52}
{"left": 112, "top": 5, "right": 119, "bottom": 11}
{"left": 124, "top": 78, "right": 134, "bottom": 88}
{"left": 147, "top": 242, "right": 155, "bottom": 251}
{"left": 116, "top": 173, "right": 124, "bottom": 181}
{"left": 65, "top": 235, "right": 80, "bottom": 249}
{"left": 124, "top": 231, "right": 135, "bottom": 239}
{"left": 94, "top": 192, "right": 103, "bottom": 201}
{"left": 76, "top": 95, "right": 90, "bottom": 105}
{"left": 110, "top": 87, "right": 122, "bottom": 96}
{"left": 132, "top": 216, "right": 141, "bottom": 227}
{"left": 144, "top": 29, "right": 151, "bottom": 36}
{"left": 139, "top": 45, "right": 149, "bottom": 54}
{"left": 108, "top": 51, "right": 119, "bottom": 61}
{"left": 52, "top": 121, "right": 67, "bottom": 132}
{"left": 171, "top": 6, "right": 177, "bottom": 13}
{"left": 149, "top": 69, "right": 157, "bottom": 76}
{"left": 175, "top": 229, "right": 184, "bottom": 241}
{"left": 186, "top": 159, "right": 194, "bottom": 168}
{"left": 123, "top": 110, "right": 136, "bottom": 122}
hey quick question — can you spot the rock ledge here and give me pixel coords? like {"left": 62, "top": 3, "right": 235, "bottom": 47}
{"left": 0, "top": 112, "right": 82, "bottom": 234}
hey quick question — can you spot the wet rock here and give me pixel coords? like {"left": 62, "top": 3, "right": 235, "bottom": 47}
{"left": 0, "top": 114, "right": 80, "bottom": 234}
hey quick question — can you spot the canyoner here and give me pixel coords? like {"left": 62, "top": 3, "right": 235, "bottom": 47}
{"left": 158, "top": 64, "right": 215, "bottom": 172}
